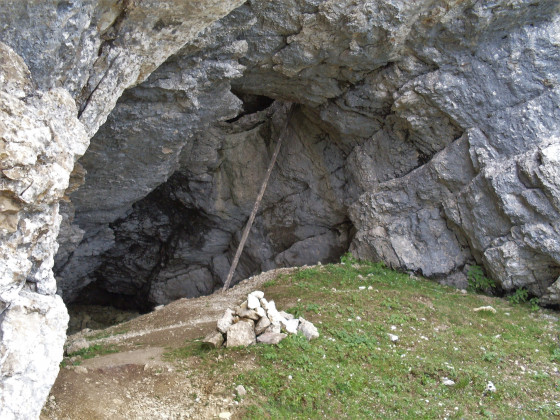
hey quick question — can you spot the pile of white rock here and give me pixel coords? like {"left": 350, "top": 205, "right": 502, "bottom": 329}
{"left": 203, "top": 291, "right": 319, "bottom": 348}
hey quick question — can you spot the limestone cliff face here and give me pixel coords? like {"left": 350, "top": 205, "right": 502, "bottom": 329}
{"left": 1, "top": 0, "right": 560, "bottom": 418}
{"left": 0, "top": 42, "right": 84, "bottom": 419}
{"left": 55, "top": 0, "right": 560, "bottom": 307}
{"left": 0, "top": 1, "right": 244, "bottom": 418}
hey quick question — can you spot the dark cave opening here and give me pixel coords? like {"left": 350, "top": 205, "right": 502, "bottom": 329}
{"left": 64, "top": 103, "right": 357, "bottom": 320}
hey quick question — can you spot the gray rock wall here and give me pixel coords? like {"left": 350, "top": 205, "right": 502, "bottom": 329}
{"left": 0, "top": 1, "right": 245, "bottom": 418}
{"left": 57, "top": 0, "right": 560, "bottom": 307}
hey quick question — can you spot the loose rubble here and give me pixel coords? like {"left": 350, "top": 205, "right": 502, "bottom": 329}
{"left": 203, "top": 291, "right": 319, "bottom": 348}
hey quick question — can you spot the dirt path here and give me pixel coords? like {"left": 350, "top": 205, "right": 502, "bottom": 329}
{"left": 41, "top": 268, "right": 297, "bottom": 420}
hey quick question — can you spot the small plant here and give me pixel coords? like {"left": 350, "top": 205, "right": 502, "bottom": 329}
{"left": 532, "top": 371, "right": 550, "bottom": 380}
{"left": 508, "top": 288, "right": 540, "bottom": 311}
{"left": 340, "top": 252, "right": 359, "bottom": 265}
{"left": 467, "top": 265, "right": 495, "bottom": 293}
{"left": 482, "top": 351, "right": 502, "bottom": 363}
{"left": 550, "top": 347, "right": 560, "bottom": 363}
{"left": 529, "top": 297, "right": 540, "bottom": 311}
{"left": 508, "top": 288, "right": 529, "bottom": 304}
{"left": 305, "top": 303, "right": 320, "bottom": 313}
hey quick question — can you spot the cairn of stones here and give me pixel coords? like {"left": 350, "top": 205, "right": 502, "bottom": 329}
{"left": 203, "top": 291, "right": 319, "bottom": 348}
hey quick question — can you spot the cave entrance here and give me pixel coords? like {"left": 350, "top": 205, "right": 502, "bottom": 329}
{"left": 60, "top": 100, "right": 356, "bottom": 325}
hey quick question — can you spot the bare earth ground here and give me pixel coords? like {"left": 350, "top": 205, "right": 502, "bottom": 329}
{"left": 41, "top": 268, "right": 297, "bottom": 420}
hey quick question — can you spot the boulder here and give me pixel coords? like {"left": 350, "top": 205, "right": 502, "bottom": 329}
{"left": 249, "top": 291, "right": 264, "bottom": 299}
{"left": 247, "top": 294, "right": 261, "bottom": 310}
{"left": 235, "top": 384, "right": 247, "bottom": 397}
{"left": 298, "top": 318, "right": 319, "bottom": 341}
{"left": 235, "top": 301, "right": 260, "bottom": 321}
{"left": 203, "top": 331, "right": 225, "bottom": 349}
{"left": 265, "top": 323, "right": 282, "bottom": 334}
{"left": 255, "top": 316, "right": 271, "bottom": 336}
{"left": 217, "top": 309, "right": 235, "bottom": 334}
{"left": 255, "top": 306, "right": 267, "bottom": 318}
{"left": 226, "top": 320, "right": 256, "bottom": 347}
{"left": 279, "top": 311, "right": 294, "bottom": 320}
{"left": 281, "top": 318, "right": 300, "bottom": 335}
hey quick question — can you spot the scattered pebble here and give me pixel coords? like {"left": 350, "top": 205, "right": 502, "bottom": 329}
{"left": 442, "top": 378, "right": 455, "bottom": 386}
{"left": 473, "top": 306, "right": 497, "bottom": 313}
{"left": 219, "top": 412, "right": 232, "bottom": 419}
{"left": 235, "top": 385, "right": 247, "bottom": 397}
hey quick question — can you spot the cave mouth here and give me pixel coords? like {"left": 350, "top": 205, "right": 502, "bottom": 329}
{"left": 65, "top": 101, "right": 357, "bottom": 317}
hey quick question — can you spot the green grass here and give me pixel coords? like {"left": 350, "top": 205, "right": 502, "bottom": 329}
{"left": 167, "top": 257, "right": 560, "bottom": 419}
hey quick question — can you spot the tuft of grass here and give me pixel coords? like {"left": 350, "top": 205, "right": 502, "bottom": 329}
{"left": 66, "top": 344, "right": 119, "bottom": 360}
{"left": 164, "top": 256, "right": 560, "bottom": 419}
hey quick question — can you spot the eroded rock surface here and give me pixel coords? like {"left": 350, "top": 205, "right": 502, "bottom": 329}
{"left": 0, "top": 42, "right": 86, "bottom": 420}
{"left": 54, "top": 0, "right": 560, "bottom": 308}
{"left": 0, "top": 1, "right": 245, "bottom": 418}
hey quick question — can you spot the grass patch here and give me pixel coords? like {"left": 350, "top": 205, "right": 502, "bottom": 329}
{"left": 166, "top": 257, "right": 560, "bottom": 419}
{"left": 67, "top": 344, "right": 119, "bottom": 360}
